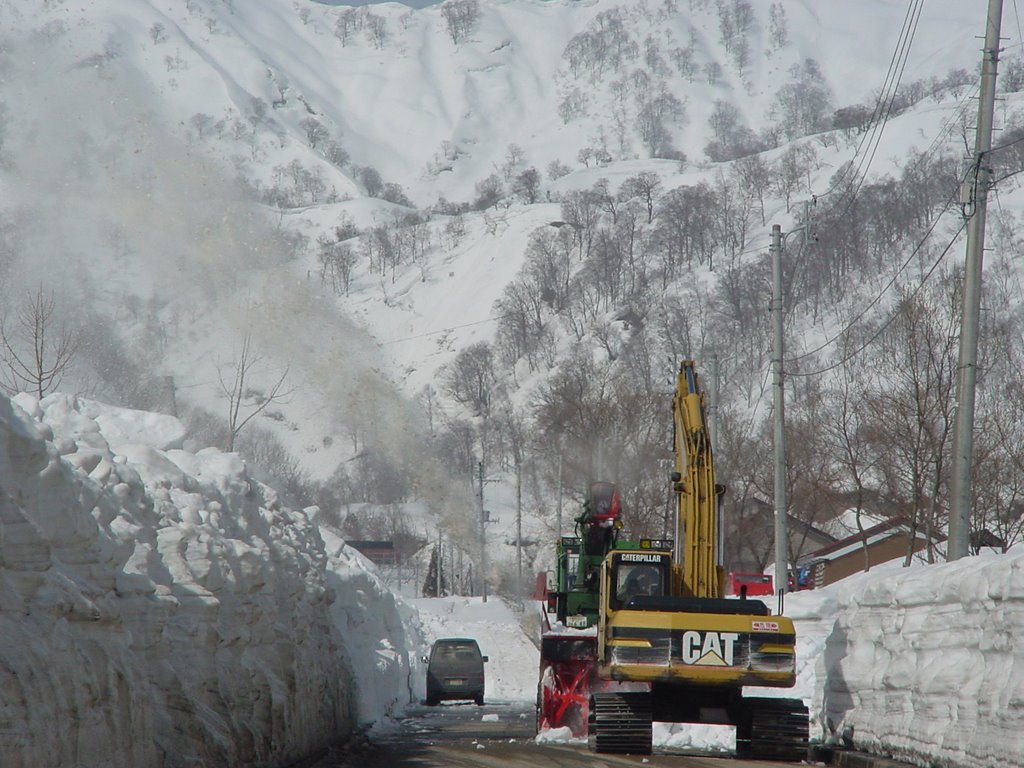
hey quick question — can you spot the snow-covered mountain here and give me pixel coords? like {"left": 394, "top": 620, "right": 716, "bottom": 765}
{"left": 0, "top": 0, "right": 996, "bottom": 476}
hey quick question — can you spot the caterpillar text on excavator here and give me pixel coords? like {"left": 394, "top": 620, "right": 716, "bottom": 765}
{"left": 537, "top": 360, "right": 809, "bottom": 760}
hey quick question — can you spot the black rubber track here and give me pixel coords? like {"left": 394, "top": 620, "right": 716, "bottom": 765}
{"left": 735, "top": 697, "right": 810, "bottom": 762}
{"left": 588, "top": 692, "right": 653, "bottom": 755}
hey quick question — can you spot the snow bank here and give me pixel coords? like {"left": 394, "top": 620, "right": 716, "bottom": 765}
{"left": 320, "top": 527, "right": 424, "bottom": 724}
{"left": 658, "top": 559, "right": 1024, "bottom": 766}
{"left": 810, "top": 551, "right": 1024, "bottom": 768}
{"left": 0, "top": 393, "right": 415, "bottom": 767}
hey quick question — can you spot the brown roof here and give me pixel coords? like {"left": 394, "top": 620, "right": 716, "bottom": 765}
{"left": 802, "top": 516, "right": 945, "bottom": 561}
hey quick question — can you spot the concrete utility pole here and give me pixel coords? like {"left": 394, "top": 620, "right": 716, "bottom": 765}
{"left": 771, "top": 224, "right": 789, "bottom": 595}
{"left": 556, "top": 440, "right": 563, "bottom": 537}
{"left": 478, "top": 460, "right": 488, "bottom": 602}
{"left": 436, "top": 531, "right": 443, "bottom": 597}
{"left": 710, "top": 355, "right": 725, "bottom": 570}
{"left": 949, "top": 0, "right": 1003, "bottom": 561}
{"left": 516, "top": 462, "right": 523, "bottom": 591}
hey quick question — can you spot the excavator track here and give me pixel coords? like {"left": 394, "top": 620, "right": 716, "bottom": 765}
{"left": 735, "top": 697, "right": 809, "bottom": 762}
{"left": 588, "top": 692, "right": 652, "bottom": 755}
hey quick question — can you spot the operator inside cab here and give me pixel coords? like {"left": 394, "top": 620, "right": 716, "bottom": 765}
{"left": 615, "top": 563, "right": 664, "bottom": 607}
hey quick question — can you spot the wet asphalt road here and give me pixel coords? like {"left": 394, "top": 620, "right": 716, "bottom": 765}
{"left": 308, "top": 699, "right": 815, "bottom": 768}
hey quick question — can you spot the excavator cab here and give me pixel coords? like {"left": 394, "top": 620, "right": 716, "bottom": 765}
{"left": 611, "top": 553, "right": 670, "bottom": 608}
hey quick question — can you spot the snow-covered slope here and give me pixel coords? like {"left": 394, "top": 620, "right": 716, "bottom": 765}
{"left": 0, "top": 0, "right": 995, "bottom": 483}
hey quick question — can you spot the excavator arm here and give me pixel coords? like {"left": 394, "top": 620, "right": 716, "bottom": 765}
{"left": 672, "top": 360, "right": 725, "bottom": 598}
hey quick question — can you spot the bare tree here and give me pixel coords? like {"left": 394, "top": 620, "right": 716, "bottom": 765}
{"left": 300, "top": 117, "right": 329, "bottom": 149}
{"left": 441, "top": 0, "right": 480, "bottom": 45}
{"left": 619, "top": 171, "right": 661, "bottom": 224}
{"left": 335, "top": 8, "right": 364, "bottom": 46}
{"left": 443, "top": 342, "right": 497, "bottom": 417}
{"left": 217, "top": 335, "right": 293, "bottom": 451}
{"left": 0, "top": 287, "right": 80, "bottom": 398}
{"left": 861, "top": 279, "right": 960, "bottom": 565}
{"left": 512, "top": 167, "right": 541, "bottom": 203}
{"left": 772, "top": 143, "right": 817, "bottom": 213}
{"left": 821, "top": 364, "right": 880, "bottom": 573}
{"left": 768, "top": 3, "right": 789, "bottom": 52}
{"left": 190, "top": 112, "right": 214, "bottom": 141}
{"left": 774, "top": 58, "right": 833, "bottom": 139}
{"left": 365, "top": 12, "right": 387, "bottom": 49}
{"left": 732, "top": 154, "right": 771, "bottom": 225}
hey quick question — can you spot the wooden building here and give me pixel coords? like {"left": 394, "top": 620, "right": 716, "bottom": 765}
{"left": 798, "top": 517, "right": 944, "bottom": 588}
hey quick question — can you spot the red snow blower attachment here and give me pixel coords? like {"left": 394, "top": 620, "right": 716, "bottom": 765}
{"left": 537, "top": 633, "right": 598, "bottom": 736}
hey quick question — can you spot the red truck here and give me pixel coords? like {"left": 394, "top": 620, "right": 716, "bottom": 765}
{"left": 727, "top": 571, "right": 774, "bottom": 596}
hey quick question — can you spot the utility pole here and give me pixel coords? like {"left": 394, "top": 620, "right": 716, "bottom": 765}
{"left": 950, "top": 0, "right": 1003, "bottom": 561}
{"left": 710, "top": 354, "right": 724, "bottom": 570}
{"left": 516, "top": 461, "right": 523, "bottom": 592}
{"left": 478, "top": 459, "right": 488, "bottom": 602}
{"left": 556, "top": 439, "right": 563, "bottom": 537}
{"left": 436, "top": 530, "right": 443, "bottom": 597}
{"left": 708, "top": 354, "right": 720, "bottom": 451}
{"left": 771, "top": 224, "right": 789, "bottom": 595}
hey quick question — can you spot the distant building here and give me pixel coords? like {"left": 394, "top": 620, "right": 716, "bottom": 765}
{"left": 797, "top": 516, "right": 945, "bottom": 587}
{"left": 346, "top": 540, "right": 398, "bottom": 566}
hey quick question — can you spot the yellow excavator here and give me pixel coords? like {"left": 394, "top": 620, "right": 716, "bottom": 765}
{"left": 587, "top": 360, "right": 808, "bottom": 759}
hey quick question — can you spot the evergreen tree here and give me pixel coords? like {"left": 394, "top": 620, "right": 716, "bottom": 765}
{"left": 422, "top": 546, "right": 449, "bottom": 597}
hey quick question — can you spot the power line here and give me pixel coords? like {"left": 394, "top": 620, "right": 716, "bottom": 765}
{"left": 785, "top": 193, "right": 962, "bottom": 363}
{"left": 783, "top": 105, "right": 985, "bottom": 366}
{"left": 817, "top": 0, "right": 926, "bottom": 204}
{"left": 380, "top": 313, "right": 509, "bottom": 344}
{"left": 824, "top": 0, "right": 927, "bottom": 221}
{"left": 786, "top": 218, "right": 968, "bottom": 378}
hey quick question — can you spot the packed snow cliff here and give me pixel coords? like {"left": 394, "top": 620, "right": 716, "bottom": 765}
{"left": 0, "top": 392, "right": 420, "bottom": 768}
{"left": 808, "top": 553, "right": 1024, "bottom": 768}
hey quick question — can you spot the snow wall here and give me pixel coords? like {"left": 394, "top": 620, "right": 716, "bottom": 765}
{"left": 801, "top": 551, "right": 1024, "bottom": 768}
{"left": 0, "top": 392, "right": 420, "bottom": 768}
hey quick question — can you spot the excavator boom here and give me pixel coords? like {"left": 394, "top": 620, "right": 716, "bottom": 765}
{"left": 672, "top": 360, "right": 725, "bottom": 598}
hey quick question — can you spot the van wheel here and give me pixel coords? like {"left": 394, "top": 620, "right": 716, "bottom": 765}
{"left": 426, "top": 694, "right": 439, "bottom": 706}
{"left": 475, "top": 695, "right": 484, "bottom": 706}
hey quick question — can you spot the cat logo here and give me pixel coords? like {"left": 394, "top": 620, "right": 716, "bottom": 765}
{"left": 680, "top": 631, "right": 740, "bottom": 666}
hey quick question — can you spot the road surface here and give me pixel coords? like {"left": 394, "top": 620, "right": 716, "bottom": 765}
{"left": 309, "top": 700, "right": 815, "bottom": 768}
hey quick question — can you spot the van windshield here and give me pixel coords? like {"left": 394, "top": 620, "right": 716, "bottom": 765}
{"left": 434, "top": 642, "right": 480, "bottom": 662}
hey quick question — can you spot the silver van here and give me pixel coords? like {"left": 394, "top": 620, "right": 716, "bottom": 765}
{"left": 424, "top": 638, "right": 487, "bottom": 706}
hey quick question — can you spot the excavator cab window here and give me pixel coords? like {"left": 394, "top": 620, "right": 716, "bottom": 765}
{"left": 614, "top": 563, "right": 664, "bottom": 607}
